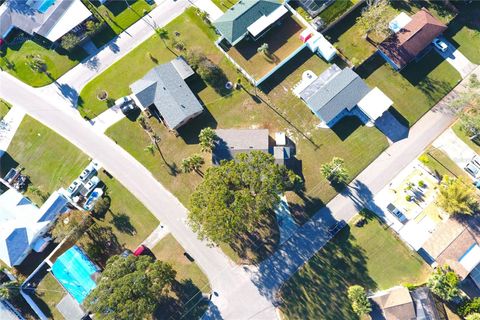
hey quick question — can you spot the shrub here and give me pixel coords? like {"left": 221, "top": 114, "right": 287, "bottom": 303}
{"left": 405, "top": 195, "right": 412, "bottom": 202}
{"left": 459, "top": 298, "right": 480, "bottom": 317}
{"left": 418, "top": 180, "right": 425, "bottom": 188}
{"left": 61, "top": 33, "right": 81, "bottom": 51}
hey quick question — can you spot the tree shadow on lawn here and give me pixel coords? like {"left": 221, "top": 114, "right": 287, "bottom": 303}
{"left": 285, "top": 190, "right": 325, "bottom": 225}
{"left": 110, "top": 212, "right": 136, "bottom": 235}
{"left": 323, "top": 3, "right": 365, "bottom": 42}
{"left": 154, "top": 279, "right": 209, "bottom": 320}
{"left": 279, "top": 225, "right": 377, "bottom": 320}
{"left": 177, "top": 108, "right": 218, "bottom": 145}
{"left": 227, "top": 210, "right": 281, "bottom": 265}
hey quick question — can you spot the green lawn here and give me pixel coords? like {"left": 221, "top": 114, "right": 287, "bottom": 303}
{"left": 32, "top": 273, "right": 66, "bottom": 320}
{"left": 452, "top": 121, "right": 480, "bottom": 155}
{"left": 444, "top": 1, "right": 480, "bottom": 64}
{"left": 318, "top": 0, "right": 359, "bottom": 25}
{"left": 280, "top": 213, "right": 430, "bottom": 319}
{"left": 151, "top": 234, "right": 210, "bottom": 319}
{"left": 211, "top": 0, "right": 235, "bottom": 11}
{"left": 0, "top": 33, "right": 87, "bottom": 87}
{"left": 6, "top": 116, "right": 90, "bottom": 205}
{"left": 358, "top": 51, "right": 461, "bottom": 126}
{"left": 89, "top": 0, "right": 155, "bottom": 48}
{"left": 421, "top": 147, "right": 470, "bottom": 180}
{"left": 0, "top": 99, "right": 11, "bottom": 119}
{"left": 5, "top": 116, "right": 159, "bottom": 250}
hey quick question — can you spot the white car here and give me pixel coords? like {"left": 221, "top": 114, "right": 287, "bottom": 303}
{"left": 66, "top": 179, "right": 82, "bottom": 195}
{"left": 84, "top": 176, "right": 100, "bottom": 195}
{"left": 433, "top": 38, "right": 448, "bottom": 52}
{"left": 79, "top": 163, "right": 97, "bottom": 181}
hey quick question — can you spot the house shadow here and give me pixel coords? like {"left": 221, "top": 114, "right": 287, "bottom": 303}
{"left": 125, "top": 107, "right": 141, "bottom": 122}
{"left": 401, "top": 50, "right": 445, "bottom": 87}
{"left": 375, "top": 108, "right": 410, "bottom": 142}
{"left": 176, "top": 108, "right": 218, "bottom": 145}
{"left": 331, "top": 116, "right": 362, "bottom": 141}
{"left": 356, "top": 52, "right": 385, "bottom": 79}
{"left": 0, "top": 152, "right": 19, "bottom": 177}
{"left": 258, "top": 47, "right": 314, "bottom": 94}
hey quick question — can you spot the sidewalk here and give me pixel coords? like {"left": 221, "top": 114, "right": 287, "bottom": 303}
{"left": 141, "top": 224, "right": 170, "bottom": 248}
{"left": 0, "top": 106, "right": 25, "bottom": 153}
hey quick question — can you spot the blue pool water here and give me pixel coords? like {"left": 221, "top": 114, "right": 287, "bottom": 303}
{"left": 38, "top": 0, "right": 55, "bottom": 13}
{"left": 51, "top": 246, "right": 99, "bottom": 303}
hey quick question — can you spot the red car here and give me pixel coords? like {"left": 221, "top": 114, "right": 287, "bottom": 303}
{"left": 133, "top": 244, "right": 148, "bottom": 256}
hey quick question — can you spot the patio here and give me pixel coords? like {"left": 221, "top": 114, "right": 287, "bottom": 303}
{"left": 225, "top": 13, "right": 306, "bottom": 81}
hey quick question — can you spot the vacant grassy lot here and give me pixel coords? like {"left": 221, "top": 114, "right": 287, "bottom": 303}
{"left": 357, "top": 52, "right": 460, "bottom": 125}
{"left": 90, "top": 0, "right": 155, "bottom": 48}
{"left": 151, "top": 234, "right": 210, "bottom": 319}
{"left": 5, "top": 116, "right": 158, "bottom": 249}
{"left": 32, "top": 273, "right": 65, "bottom": 320}
{"left": 280, "top": 213, "right": 430, "bottom": 319}
{"left": 325, "top": 0, "right": 455, "bottom": 64}
{"left": 6, "top": 116, "right": 90, "bottom": 205}
{"left": 421, "top": 147, "right": 469, "bottom": 181}
{"left": 0, "top": 35, "right": 87, "bottom": 87}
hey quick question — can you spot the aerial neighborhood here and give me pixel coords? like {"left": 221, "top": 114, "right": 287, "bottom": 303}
{"left": 0, "top": 0, "right": 479, "bottom": 319}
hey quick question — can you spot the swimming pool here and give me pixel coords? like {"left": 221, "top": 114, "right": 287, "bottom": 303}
{"left": 38, "top": 0, "right": 55, "bottom": 13}
{"left": 51, "top": 246, "right": 99, "bottom": 304}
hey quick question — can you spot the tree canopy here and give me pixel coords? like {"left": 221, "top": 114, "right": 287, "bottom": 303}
{"left": 437, "top": 176, "right": 477, "bottom": 215}
{"left": 188, "top": 151, "right": 301, "bottom": 244}
{"left": 427, "top": 265, "right": 460, "bottom": 301}
{"left": 51, "top": 210, "right": 93, "bottom": 241}
{"left": 84, "top": 255, "right": 176, "bottom": 320}
{"left": 356, "top": 0, "right": 391, "bottom": 38}
{"left": 347, "top": 285, "right": 371, "bottom": 316}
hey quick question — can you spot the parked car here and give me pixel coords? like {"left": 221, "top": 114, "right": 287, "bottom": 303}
{"left": 133, "top": 244, "right": 148, "bottom": 256}
{"left": 66, "top": 179, "right": 82, "bottom": 195}
{"left": 386, "top": 203, "right": 408, "bottom": 224}
{"left": 84, "top": 176, "right": 100, "bottom": 196}
{"left": 465, "top": 161, "right": 480, "bottom": 178}
{"left": 79, "top": 163, "right": 97, "bottom": 181}
{"left": 433, "top": 38, "right": 448, "bottom": 52}
{"left": 121, "top": 249, "right": 133, "bottom": 258}
{"left": 471, "top": 155, "right": 480, "bottom": 168}
{"left": 120, "top": 102, "right": 137, "bottom": 115}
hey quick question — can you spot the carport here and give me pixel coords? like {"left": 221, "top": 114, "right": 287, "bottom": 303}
{"left": 357, "top": 87, "right": 393, "bottom": 122}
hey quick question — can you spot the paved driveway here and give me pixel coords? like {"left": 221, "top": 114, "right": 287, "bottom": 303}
{"left": 435, "top": 37, "right": 477, "bottom": 78}
{"left": 433, "top": 128, "right": 477, "bottom": 169}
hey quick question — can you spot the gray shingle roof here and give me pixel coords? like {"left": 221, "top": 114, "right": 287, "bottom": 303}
{"left": 213, "top": 129, "right": 269, "bottom": 164}
{"left": 300, "top": 67, "right": 371, "bottom": 124}
{"left": 213, "top": 0, "right": 281, "bottom": 45}
{"left": 130, "top": 58, "right": 204, "bottom": 130}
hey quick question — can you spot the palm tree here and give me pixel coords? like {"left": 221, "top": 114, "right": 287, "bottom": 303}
{"left": 257, "top": 43, "right": 270, "bottom": 57}
{"left": 198, "top": 127, "right": 216, "bottom": 152}
{"left": 182, "top": 154, "right": 204, "bottom": 175}
{"left": 155, "top": 27, "right": 169, "bottom": 47}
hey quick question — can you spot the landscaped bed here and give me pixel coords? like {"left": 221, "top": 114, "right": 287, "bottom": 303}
{"left": 0, "top": 34, "right": 87, "bottom": 87}
{"left": 279, "top": 212, "right": 430, "bottom": 319}
{"left": 225, "top": 13, "right": 306, "bottom": 80}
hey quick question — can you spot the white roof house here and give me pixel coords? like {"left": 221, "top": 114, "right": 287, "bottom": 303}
{"left": 0, "top": 0, "right": 92, "bottom": 42}
{"left": 0, "top": 186, "right": 69, "bottom": 267}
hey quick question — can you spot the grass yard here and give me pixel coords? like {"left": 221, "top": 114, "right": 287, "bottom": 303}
{"left": 452, "top": 121, "right": 480, "bottom": 155}
{"left": 211, "top": 0, "right": 236, "bottom": 11}
{"left": 5, "top": 116, "right": 159, "bottom": 250}
{"left": 226, "top": 14, "right": 305, "bottom": 80}
{"left": 0, "top": 34, "right": 87, "bottom": 87}
{"left": 318, "top": 0, "right": 360, "bottom": 25}
{"left": 0, "top": 99, "right": 11, "bottom": 119}
{"left": 151, "top": 234, "right": 210, "bottom": 319}
{"left": 421, "top": 147, "right": 470, "bottom": 181}
{"left": 357, "top": 51, "right": 461, "bottom": 126}
{"left": 280, "top": 212, "right": 430, "bottom": 319}
{"left": 89, "top": 0, "right": 155, "bottom": 48}
{"left": 32, "top": 273, "right": 66, "bottom": 320}
{"left": 6, "top": 116, "right": 90, "bottom": 205}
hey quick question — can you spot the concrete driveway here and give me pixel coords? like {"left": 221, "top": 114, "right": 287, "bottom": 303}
{"left": 432, "top": 128, "right": 477, "bottom": 170}
{"left": 434, "top": 37, "right": 477, "bottom": 78}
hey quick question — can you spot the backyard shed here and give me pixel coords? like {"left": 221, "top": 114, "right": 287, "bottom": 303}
{"left": 357, "top": 87, "right": 393, "bottom": 121}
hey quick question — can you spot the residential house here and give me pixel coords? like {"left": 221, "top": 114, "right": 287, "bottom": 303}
{"left": 130, "top": 57, "right": 204, "bottom": 132}
{"left": 370, "top": 286, "right": 445, "bottom": 320}
{"left": 213, "top": 0, "right": 287, "bottom": 46}
{"left": 213, "top": 129, "right": 269, "bottom": 165}
{"left": 378, "top": 8, "right": 447, "bottom": 71}
{"left": 0, "top": 0, "right": 92, "bottom": 43}
{"left": 0, "top": 183, "right": 69, "bottom": 267}
{"left": 421, "top": 216, "right": 480, "bottom": 289}
{"left": 293, "top": 64, "right": 392, "bottom": 127}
